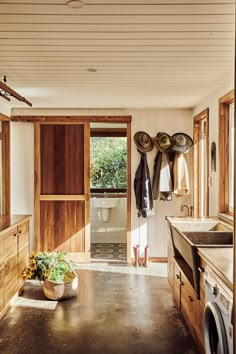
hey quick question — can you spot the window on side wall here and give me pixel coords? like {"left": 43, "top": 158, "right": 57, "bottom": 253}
{"left": 219, "top": 90, "right": 234, "bottom": 216}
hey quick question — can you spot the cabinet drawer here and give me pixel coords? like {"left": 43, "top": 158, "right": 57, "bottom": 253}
{"left": 17, "top": 221, "right": 29, "bottom": 235}
{"left": 181, "top": 272, "right": 200, "bottom": 324}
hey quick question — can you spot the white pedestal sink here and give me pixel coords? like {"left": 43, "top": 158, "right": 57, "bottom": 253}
{"left": 92, "top": 198, "right": 120, "bottom": 223}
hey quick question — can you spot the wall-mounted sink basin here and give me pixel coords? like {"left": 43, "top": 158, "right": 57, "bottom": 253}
{"left": 166, "top": 216, "right": 233, "bottom": 297}
{"left": 92, "top": 198, "right": 120, "bottom": 223}
{"left": 181, "top": 231, "right": 233, "bottom": 246}
{"left": 92, "top": 198, "right": 120, "bottom": 209}
{"left": 171, "top": 220, "right": 232, "bottom": 232}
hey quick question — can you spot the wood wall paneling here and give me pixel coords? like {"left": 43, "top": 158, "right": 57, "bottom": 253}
{"left": 83, "top": 121, "right": 90, "bottom": 255}
{"left": 34, "top": 123, "right": 40, "bottom": 251}
{"left": 40, "top": 125, "right": 54, "bottom": 195}
{"left": 40, "top": 201, "right": 85, "bottom": 252}
{"left": 0, "top": 236, "right": 4, "bottom": 311}
{"left": 11, "top": 115, "right": 132, "bottom": 123}
{"left": 65, "top": 125, "right": 84, "bottom": 195}
{"left": 40, "top": 125, "right": 84, "bottom": 195}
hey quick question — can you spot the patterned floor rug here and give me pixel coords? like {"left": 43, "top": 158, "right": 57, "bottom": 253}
{"left": 91, "top": 243, "right": 127, "bottom": 261}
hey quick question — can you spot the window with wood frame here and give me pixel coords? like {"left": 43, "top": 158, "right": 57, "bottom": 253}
{"left": 90, "top": 128, "right": 127, "bottom": 193}
{"left": 219, "top": 90, "right": 234, "bottom": 215}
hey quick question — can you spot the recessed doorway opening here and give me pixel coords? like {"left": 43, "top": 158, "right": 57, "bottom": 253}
{"left": 90, "top": 123, "right": 128, "bottom": 262}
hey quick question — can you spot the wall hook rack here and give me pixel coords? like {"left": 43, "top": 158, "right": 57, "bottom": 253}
{"left": 0, "top": 76, "right": 32, "bottom": 107}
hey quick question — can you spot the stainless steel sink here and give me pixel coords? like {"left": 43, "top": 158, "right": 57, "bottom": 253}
{"left": 166, "top": 217, "right": 233, "bottom": 297}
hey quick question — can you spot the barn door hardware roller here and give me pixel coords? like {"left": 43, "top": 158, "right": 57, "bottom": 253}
{"left": 0, "top": 76, "right": 32, "bottom": 107}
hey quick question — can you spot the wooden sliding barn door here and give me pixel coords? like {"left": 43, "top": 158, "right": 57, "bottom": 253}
{"left": 34, "top": 122, "right": 90, "bottom": 262}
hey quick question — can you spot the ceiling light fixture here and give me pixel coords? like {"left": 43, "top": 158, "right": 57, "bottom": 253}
{"left": 66, "top": 0, "right": 84, "bottom": 9}
{"left": 0, "top": 76, "right": 32, "bottom": 106}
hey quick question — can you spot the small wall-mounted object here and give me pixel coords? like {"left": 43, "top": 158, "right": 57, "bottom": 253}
{"left": 211, "top": 142, "right": 216, "bottom": 172}
{"left": 92, "top": 198, "right": 120, "bottom": 223}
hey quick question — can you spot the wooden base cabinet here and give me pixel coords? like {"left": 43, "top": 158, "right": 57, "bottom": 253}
{"left": 0, "top": 235, "right": 5, "bottom": 312}
{"left": 3, "top": 226, "right": 18, "bottom": 307}
{"left": 170, "top": 258, "right": 205, "bottom": 354}
{"left": 18, "top": 220, "right": 30, "bottom": 292}
{"left": 198, "top": 259, "right": 206, "bottom": 352}
{"left": 0, "top": 216, "right": 30, "bottom": 318}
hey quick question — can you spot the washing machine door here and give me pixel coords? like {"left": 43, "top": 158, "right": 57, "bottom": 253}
{"left": 204, "top": 301, "right": 228, "bottom": 354}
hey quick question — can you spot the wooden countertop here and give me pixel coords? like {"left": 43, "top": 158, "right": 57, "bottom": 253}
{"left": 0, "top": 215, "right": 31, "bottom": 236}
{"left": 197, "top": 247, "right": 233, "bottom": 291}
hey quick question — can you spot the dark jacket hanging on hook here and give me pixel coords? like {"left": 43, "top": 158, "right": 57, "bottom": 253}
{"left": 134, "top": 151, "right": 154, "bottom": 218}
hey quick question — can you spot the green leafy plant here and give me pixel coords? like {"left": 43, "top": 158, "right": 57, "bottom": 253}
{"left": 47, "top": 260, "right": 72, "bottom": 282}
{"left": 22, "top": 251, "right": 67, "bottom": 282}
{"left": 90, "top": 137, "right": 127, "bottom": 189}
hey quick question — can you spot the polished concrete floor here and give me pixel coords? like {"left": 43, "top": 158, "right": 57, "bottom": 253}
{"left": 0, "top": 266, "right": 199, "bottom": 354}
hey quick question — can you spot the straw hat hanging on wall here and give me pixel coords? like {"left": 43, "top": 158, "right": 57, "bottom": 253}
{"left": 171, "top": 133, "right": 193, "bottom": 153}
{"left": 153, "top": 132, "right": 173, "bottom": 152}
{"left": 133, "top": 131, "right": 154, "bottom": 153}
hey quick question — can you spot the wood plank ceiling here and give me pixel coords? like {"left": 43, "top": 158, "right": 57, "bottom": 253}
{"left": 0, "top": 0, "right": 235, "bottom": 108}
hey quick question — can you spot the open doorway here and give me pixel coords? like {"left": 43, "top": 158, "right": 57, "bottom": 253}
{"left": 90, "top": 123, "right": 128, "bottom": 262}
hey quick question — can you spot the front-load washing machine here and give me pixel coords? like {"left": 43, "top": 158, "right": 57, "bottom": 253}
{"left": 203, "top": 266, "right": 233, "bottom": 354}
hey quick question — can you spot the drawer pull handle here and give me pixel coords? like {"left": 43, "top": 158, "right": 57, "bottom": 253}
{"left": 175, "top": 274, "right": 180, "bottom": 279}
{"left": 198, "top": 267, "right": 205, "bottom": 273}
{"left": 180, "top": 281, "right": 184, "bottom": 286}
{"left": 188, "top": 296, "right": 194, "bottom": 302}
{"left": 13, "top": 232, "right": 18, "bottom": 237}
{"left": 18, "top": 230, "right": 22, "bottom": 234}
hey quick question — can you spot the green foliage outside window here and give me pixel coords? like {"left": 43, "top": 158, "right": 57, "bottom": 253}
{"left": 90, "top": 137, "right": 127, "bottom": 189}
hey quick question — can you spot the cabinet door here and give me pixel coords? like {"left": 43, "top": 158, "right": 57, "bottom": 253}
{"left": 198, "top": 260, "right": 206, "bottom": 350}
{"left": 180, "top": 270, "right": 200, "bottom": 342}
{"left": 4, "top": 228, "right": 18, "bottom": 306}
{"left": 18, "top": 221, "right": 29, "bottom": 291}
{"left": 0, "top": 236, "right": 4, "bottom": 312}
{"left": 167, "top": 230, "right": 174, "bottom": 288}
{"left": 173, "top": 260, "right": 181, "bottom": 308}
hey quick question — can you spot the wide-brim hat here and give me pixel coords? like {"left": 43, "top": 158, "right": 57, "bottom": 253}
{"left": 171, "top": 133, "right": 193, "bottom": 153}
{"left": 133, "top": 131, "right": 154, "bottom": 153}
{"left": 153, "top": 132, "right": 173, "bottom": 152}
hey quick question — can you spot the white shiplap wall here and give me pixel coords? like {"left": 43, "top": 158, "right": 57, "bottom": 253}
{"left": 131, "top": 109, "right": 193, "bottom": 258}
{"left": 11, "top": 108, "right": 193, "bottom": 257}
{"left": 10, "top": 122, "right": 34, "bottom": 249}
{"left": 0, "top": 102, "right": 11, "bottom": 116}
{"left": 193, "top": 79, "right": 234, "bottom": 216}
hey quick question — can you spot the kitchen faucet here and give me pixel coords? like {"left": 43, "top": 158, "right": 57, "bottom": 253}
{"left": 181, "top": 205, "right": 194, "bottom": 217}
{"left": 181, "top": 204, "right": 190, "bottom": 216}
